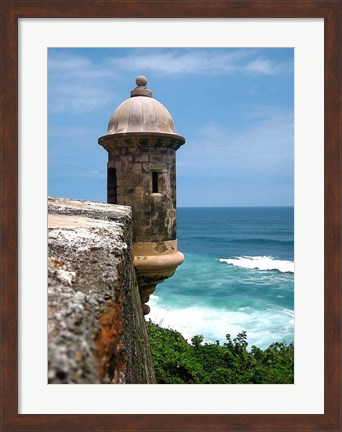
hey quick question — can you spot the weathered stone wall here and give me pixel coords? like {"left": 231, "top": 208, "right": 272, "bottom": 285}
{"left": 48, "top": 197, "right": 156, "bottom": 384}
{"left": 101, "top": 134, "right": 179, "bottom": 242}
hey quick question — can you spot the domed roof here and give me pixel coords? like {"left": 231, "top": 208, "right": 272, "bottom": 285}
{"left": 104, "top": 76, "right": 182, "bottom": 137}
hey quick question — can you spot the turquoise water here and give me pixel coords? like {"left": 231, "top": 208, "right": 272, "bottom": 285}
{"left": 148, "top": 207, "right": 294, "bottom": 349}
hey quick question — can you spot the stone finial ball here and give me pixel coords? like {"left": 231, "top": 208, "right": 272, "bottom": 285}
{"left": 136, "top": 76, "right": 148, "bottom": 87}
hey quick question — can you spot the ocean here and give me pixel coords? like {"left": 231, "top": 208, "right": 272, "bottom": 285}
{"left": 147, "top": 207, "right": 294, "bottom": 350}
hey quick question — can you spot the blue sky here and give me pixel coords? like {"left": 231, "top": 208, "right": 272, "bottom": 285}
{"left": 48, "top": 48, "right": 294, "bottom": 207}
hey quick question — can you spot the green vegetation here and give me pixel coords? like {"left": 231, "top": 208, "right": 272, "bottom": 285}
{"left": 146, "top": 321, "right": 294, "bottom": 384}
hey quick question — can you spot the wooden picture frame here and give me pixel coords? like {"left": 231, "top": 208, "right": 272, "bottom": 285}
{"left": 1, "top": 1, "right": 340, "bottom": 430}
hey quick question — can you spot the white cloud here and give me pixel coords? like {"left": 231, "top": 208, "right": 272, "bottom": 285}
{"left": 49, "top": 82, "right": 111, "bottom": 113}
{"left": 48, "top": 52, "right": 115, "bottom": 113}
{"left": 178, "top": 107, "right": 293, "bottom": 173}
{"left": 48, "top": 49, "right": 293, "bottom": 114}
{"left": 110, "top": 50, "right": 238, "bottom": 75}
{"left": 244, "top": 57, "right": 293, "bottom": 75}
{"left": 49, "top": 52, "right": 112, "bottom": 80}
{"left": 64, "top": 170, "right": 106, "bottom": 179}
{"left": 110, "top": 49, "right": 292, "bottom": 77}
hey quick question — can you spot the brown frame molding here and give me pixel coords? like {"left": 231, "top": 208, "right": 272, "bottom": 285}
{"left": 1, "top": 1, "right": 341, "bottom": 431}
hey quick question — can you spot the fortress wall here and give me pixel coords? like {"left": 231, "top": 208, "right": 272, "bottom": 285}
{"left": 48, "top": 197, "right": 156, "bottom": 384}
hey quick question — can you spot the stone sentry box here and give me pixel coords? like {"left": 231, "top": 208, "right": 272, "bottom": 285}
{"left": 98, "top": 76, "right": 185, "bottom": 314}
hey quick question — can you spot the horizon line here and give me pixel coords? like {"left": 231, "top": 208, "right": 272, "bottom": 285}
{"left": 178, "top": 205, "right": 294, "bottom": 209}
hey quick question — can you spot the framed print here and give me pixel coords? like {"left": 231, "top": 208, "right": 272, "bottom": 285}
{"left": 1, "top": 1, "right": 341, "bottom": 431}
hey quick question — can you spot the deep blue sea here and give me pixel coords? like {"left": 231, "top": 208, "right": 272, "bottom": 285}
{"left": 148, "top": 207, "right": 294, "bottom": 349}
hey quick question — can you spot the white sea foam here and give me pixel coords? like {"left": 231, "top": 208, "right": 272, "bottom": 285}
{"left": 147, "top": 295, "right": 294, "bottom": 349}
{"left": 219, "top": 256, "right": 294, "bottom": 273}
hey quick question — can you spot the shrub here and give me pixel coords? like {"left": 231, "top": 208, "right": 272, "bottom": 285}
{"left": 146, "top": 321, "right": 294, "bottom": 384}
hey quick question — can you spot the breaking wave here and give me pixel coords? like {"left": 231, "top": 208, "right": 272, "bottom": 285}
{"left": 219, "top": 256, "right": 294, "bottom": 273}
{"left": 148, "top": 295, "right": 294, "bottom": 349}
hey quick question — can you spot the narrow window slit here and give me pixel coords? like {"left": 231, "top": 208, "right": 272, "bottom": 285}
{"left": 107, "top": 168, "right": 117, "bottom": 204}
{"left": 152, "top": 172, "right": 159, "bottom": 193}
